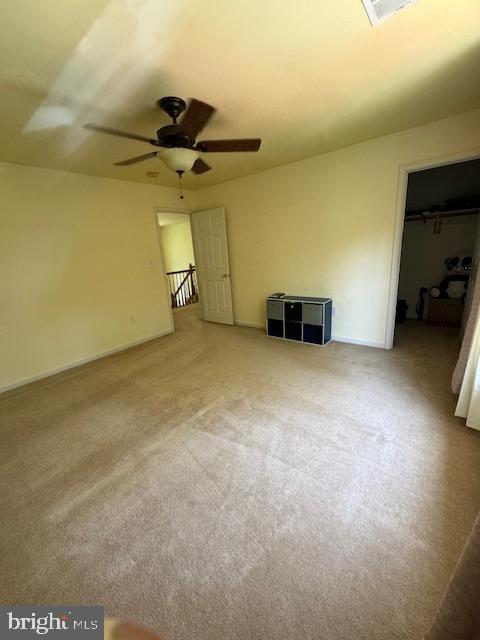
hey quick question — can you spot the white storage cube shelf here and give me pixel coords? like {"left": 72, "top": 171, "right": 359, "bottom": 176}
{"left": 266, "top": 295, "right": 332, "bottom": 346}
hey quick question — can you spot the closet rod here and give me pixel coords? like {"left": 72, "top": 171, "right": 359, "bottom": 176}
{"left": 405, "top": 207, "right": 480, "bottom": 222}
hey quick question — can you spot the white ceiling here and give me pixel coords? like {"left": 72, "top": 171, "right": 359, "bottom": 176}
{"left": 1, "top": 0, "right": 479, "bottom": 190}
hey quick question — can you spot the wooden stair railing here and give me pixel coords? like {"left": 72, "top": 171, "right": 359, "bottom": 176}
{"left": 166, "top": 264, "right": 199, "bottom": 309}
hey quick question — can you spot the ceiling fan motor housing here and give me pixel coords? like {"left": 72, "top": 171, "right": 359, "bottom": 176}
{"left": 156, "top": 124, "right": 194, "bottom": 148}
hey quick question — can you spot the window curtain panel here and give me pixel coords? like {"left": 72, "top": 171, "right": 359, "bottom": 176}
{"left": 424, "top": 512, "right": 480, "bottom": 640}
{"left": 452, "top": 269, "right": 480, "bottom": 430}
{"left": 454, "top": 315, "right": 480, "bottom": 431}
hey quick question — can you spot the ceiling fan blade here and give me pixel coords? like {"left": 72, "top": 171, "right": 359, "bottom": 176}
{"left": 196, "top": 138, "right": 261, "bottom": 152}
{"left": 191, "top": 158, "right": 211, "bottom": 174}
{"left": 180, "top": 99, "right": 216, "bottom": 138}
{"left": 114, "top": 152, "right": 158, "bottom": 166}
{"left": 84, "top": 123, "right": 158, "bottom": 145}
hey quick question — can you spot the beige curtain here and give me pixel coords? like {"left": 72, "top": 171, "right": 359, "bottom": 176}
{"left": 452, "top": 269, "right": 480, "bottom": 430}
{"left": 454, "top": 314, "right": 480, "bottom": 430}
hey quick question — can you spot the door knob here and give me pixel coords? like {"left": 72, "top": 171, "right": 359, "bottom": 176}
{"left": 222, "top": 273, "right": 231, "bottom": 278}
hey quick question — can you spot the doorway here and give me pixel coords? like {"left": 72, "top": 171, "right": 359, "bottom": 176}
{"left": 157, "top": 211, "right": 199, "bottom": 311}
{"left": 394, "top": 159, "right": 480, "bottom": 345}
{"left": 155, "top": 207, "right": 234, "bottom": 328}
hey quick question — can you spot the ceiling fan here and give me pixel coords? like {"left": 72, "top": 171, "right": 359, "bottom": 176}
{"left": 84, "top": 97, "right": 261, "bottom": 177}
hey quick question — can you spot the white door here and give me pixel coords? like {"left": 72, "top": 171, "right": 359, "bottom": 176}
{"left": 191, "top": 207, "right": 234, "bottom": 325}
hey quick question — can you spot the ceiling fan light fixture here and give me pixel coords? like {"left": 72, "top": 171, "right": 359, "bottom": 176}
{"left": 157, "top": 147, "right": 199, "bottom": 173}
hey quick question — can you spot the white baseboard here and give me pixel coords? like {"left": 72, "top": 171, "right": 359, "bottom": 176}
{"left": 0, "top": 328, "right": 175, "bottom": 394}
{"left": 333, "top": 335, "right": 386, "bottom": 349}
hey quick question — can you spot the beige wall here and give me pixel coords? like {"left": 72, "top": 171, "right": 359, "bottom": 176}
{"left": 160, "top": 221, "right": 194, "bottom": 273}
{"left": 0, "top": 163, "right": 196, "bottom": 390}
{"left": 2, "top": 109, "right": 480, "bottom": 391}
{"left": 197, "top": 108, "right": 480, "bottom": 346}
{"left": 398, "top": 216, "right": 478, "bottom": 319}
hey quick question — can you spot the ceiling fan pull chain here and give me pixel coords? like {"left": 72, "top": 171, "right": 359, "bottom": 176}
{"left": 177, "top": 170, "right": 184, "bottom": 200}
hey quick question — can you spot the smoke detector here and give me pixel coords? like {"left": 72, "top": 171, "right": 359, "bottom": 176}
{"left": 362, "top": 0, "right": 417, "bottom": 25}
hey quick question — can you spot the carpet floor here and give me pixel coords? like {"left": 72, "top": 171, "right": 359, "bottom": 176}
{"left": 1, "top": 305, "right": 480, "bottom": 640}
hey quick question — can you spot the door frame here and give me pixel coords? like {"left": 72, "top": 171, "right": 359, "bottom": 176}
{"left": 385, "top": 147, "right": 480, "bottom": 349}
